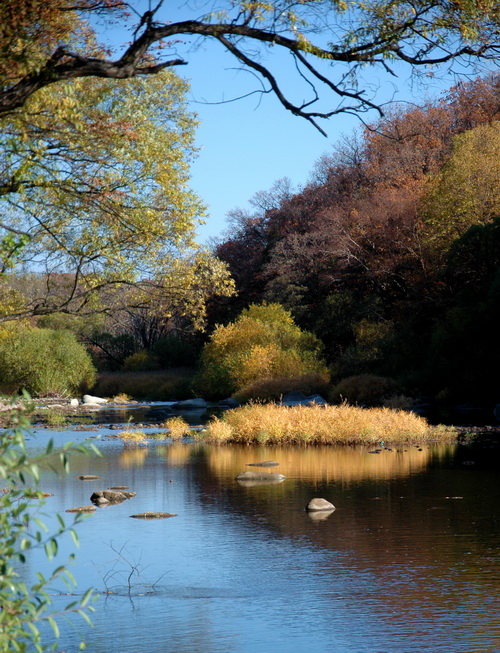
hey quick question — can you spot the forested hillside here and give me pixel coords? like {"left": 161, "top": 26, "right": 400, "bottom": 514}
{"left": 213, "top": 75, "right": 500, "bottom": 406}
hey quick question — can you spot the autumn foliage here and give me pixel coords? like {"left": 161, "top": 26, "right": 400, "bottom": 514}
{"left": 214, "top": 75, "right": 500, "bottom": 404}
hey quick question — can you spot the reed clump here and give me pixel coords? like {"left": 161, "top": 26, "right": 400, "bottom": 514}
{"left": 162, "top": 416, "right": 191, "bottom": 439}
{"left": 117, "top": 429, "right": 148, "bottom": 444}
{"left": 202, "top": 403, "right": 455, "bottom": 446}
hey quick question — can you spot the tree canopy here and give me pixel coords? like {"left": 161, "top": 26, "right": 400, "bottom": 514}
{"left": 0, "top": 65, "right": 238, "bottom": 322}
{"left": 1, "top": 0, "right": 499, "bottom": 134}
{"left": 212, "top": 75, "right": 500, "bottom": 401}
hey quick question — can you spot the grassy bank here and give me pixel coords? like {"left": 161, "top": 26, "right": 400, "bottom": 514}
{"left": 202, "top": 403, "right": 456, "bottom": 446}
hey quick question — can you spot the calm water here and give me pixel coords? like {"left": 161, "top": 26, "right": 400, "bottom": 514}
{"left": 23, "top": 427, "right": 500, "bottom": 653}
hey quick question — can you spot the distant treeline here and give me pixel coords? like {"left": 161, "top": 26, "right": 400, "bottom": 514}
{"left": 210, "top": 75, "right": 500, "bottom": 406}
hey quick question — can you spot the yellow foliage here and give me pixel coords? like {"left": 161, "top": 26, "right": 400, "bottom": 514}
{"left": 423, "top": 121, "right": 500, "bottom": 249}
{"left": 197, "top": 303, "right": 328, "bottom": 397}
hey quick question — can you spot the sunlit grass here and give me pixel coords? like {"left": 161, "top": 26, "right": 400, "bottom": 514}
{"left": 111, "top": 393, "right": 133, "bottom": 404}
{"left": 202, "top": 403, "right": 456, "bottom": 446}
{"left": 162, "top": 416, "right": 191, "bottom": 439}
{"left": 117, "top": 429, "right": 148, "bottom": 444}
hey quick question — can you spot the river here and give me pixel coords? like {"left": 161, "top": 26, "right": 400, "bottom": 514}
{"left": 22, "top": 424, "right": 500, "bottom": 652}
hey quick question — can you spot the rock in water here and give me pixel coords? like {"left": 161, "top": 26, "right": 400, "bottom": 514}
{"left": 90, "top": 490, "right": 136, "bottom": 506}
{"left": 235, "top": 470, "right": 286, "bottom": 482}
{"left": 306, "top": 498, "right": 335, "bottom": 512}
{"left": 246, "top": 461, "right": 279, "bottom": 467}
{"left": 82, "top": 394, "right": 108, "bottom": 405}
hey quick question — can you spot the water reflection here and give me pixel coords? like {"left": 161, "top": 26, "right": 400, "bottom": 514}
{"left": 23, "top": 431, "right": 500, "bottom": 653}
{"left": 200, "top": 442, "right": 456, "bottom": 483}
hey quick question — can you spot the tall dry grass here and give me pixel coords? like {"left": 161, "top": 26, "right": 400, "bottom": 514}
{"left": 162, "top": 416, "right": 191, "bottom": 439}
{"left": 202, "top": 403, "right": 455, "bottom": 446}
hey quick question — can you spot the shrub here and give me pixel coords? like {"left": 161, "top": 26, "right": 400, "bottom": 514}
{"left": 0, "top": 328, "right": 96, "bottom": 396}
{"left": 196, "top": 303, "right": 329, "bottom": 399}
{"left": 329, "top": 374, "right": 401, "bottom": 406}
{"left": 122, "top": 350, "right": 160, "bottom": 372}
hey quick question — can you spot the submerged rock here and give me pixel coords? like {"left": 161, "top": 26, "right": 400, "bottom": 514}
{"left": 306, "top": 498, "right": 336, "bottom": 512}
{"left": 172, "top": 398, "right": 207, "bottom": 409}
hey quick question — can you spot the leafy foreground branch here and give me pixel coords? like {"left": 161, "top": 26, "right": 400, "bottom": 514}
{"left": 0, "top": 406, "right": 99, "bottom": 652}
{"left": 203, "top": 403, "right": 456, "bottom": 446}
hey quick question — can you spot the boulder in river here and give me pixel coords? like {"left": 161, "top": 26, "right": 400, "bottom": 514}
{"left": 306, "top": 498, "right": 336, "bottom": 512}
{"left": 90, "top": 490, "right": 136, "bottom": 506}
{"left": 82, "top": 394, "right": 108, "bottom": 405}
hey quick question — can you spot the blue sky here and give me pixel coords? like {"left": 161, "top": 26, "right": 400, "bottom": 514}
{"left": 180, "top": 49, "right": 454, "bottom": 243}
{"left": 98, "top": 2, "right": 481, "bottom": 244}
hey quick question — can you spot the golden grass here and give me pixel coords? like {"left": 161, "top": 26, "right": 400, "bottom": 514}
{"left": 162, "top": 416, "right": 191, "bottom": 439}
{"left": 202, "top": 403, "right": 456, "bottom": 446}
{"left": 111, "top": 393, "right": 133, "bottom": 404}
{"left": 117, "top": 429, "right": 148, "bottom": 444}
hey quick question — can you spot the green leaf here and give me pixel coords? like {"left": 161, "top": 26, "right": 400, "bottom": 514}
{"left": 47, "top": 617, "right": 60, "bottom": 639}
{"left": 80, "top": 587, "right": 93, "bottom": 608}
{"left": 77, "top": 609, "right": 93, "bottom": 627}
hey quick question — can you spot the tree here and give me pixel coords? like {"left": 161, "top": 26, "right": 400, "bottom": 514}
{"left": 84, "top": 249, "right": 235, "bottom": 367}
{"left": 422, "top": 121, "right": 500, "bottom": 251}
{"left": 0, "top": 68, "right": 209, "bottom": 320}
{"left": 1, "top": 1, "right": 499, "bottom": 135}
{"left": 196, "top": 303, "right": 328, "bottom": 397}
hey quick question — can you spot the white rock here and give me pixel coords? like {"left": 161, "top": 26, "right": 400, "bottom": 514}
{"left": 306, "top": 498, "right": 336, "bottom": 512}
{"left": 82, "top": 394, "right": 108, "bottom": 405}
{"left": 70, "top": 398, "right": 79, "bottom": 407}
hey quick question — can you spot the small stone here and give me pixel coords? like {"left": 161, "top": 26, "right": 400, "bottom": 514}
{"left": 129, "top": 512, "right": 177, "bottom": 519}
{"left": 246, "top": 461, "right": 279, "bottom": 467}
{"left": 235, "top": 470, "right": 286, "bottom": 481}
{"left": 306, "top": 498, "right": 335, "bottom": 512}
